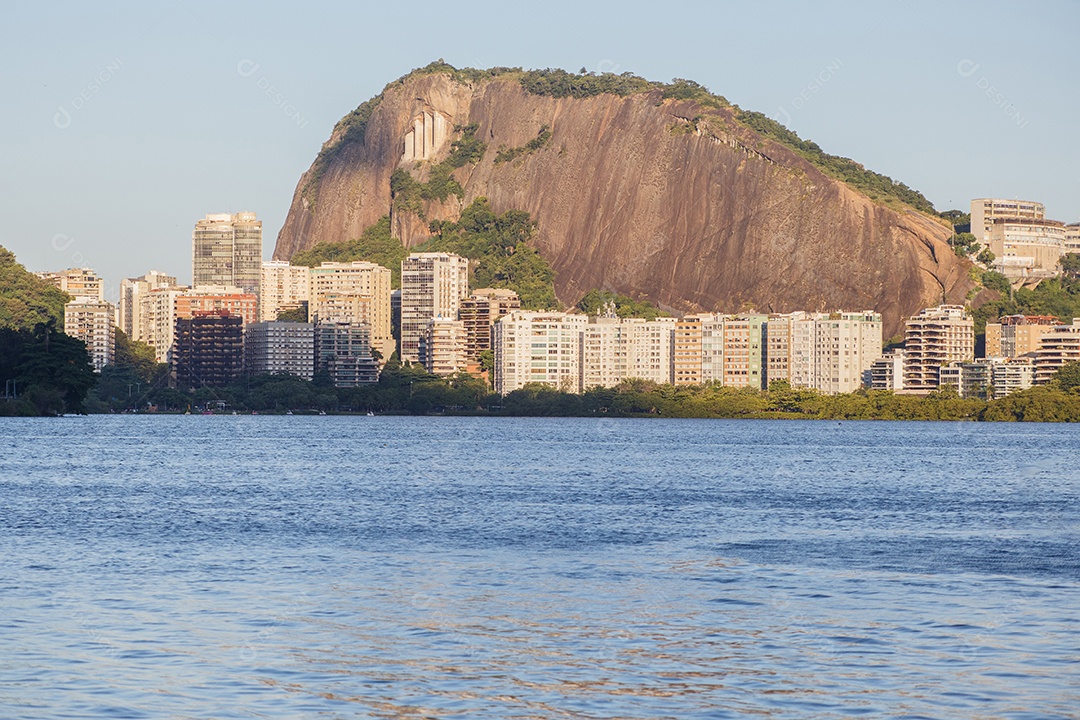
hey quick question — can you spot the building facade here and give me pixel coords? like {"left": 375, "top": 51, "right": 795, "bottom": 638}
{"left": 970, "top": 198, "right": 1045, "bottom": 246}
{"left": 309, "top": 261, "right": 392, "bottom": 360}
{"left": 1034, "top": 320, "right": 1080, "bottom": 385}
{"left": 259, "top": 261, "right": 310, "bottom": 322}
{"left": 142, "top": 285, "right": 190, "bottom": 362}
{"left": 985, "top": 315, "right": 1059, "bottom": 359}
{"left": 244, "top": 321, "right": 315, "bottom": 380}
{"left": 869, "top": 349, "right": 906, "bottom": 391}
{"left": 119, "top": 270, "right": 177, "bottom": 341}
{"left": 175, "top": 287, "right": 258, "bottom": 327}
{"left": 421, "top": 318, "right": 468, "bottom": 377}
{"left": 494, "top": 311, "right": 589, "bottom": 395}
{"left": 459, "top": 289, "right": 521, "bottom": 367}
{"left": 172, "top": 311, "right": 244, "bottom": 389}
{"left": 580, "top": 316, "right": 676, "bottom": 389}
{"left": 400, "top": 253, "right": 469, "bottom": 363}
{"left": 903, "top": 305, "right": 975, "bottom": 392}
{"left": 989, "top": 218, "right": 1066, "bottom": 279}
{"left": 191, "top": 212, "right": 262, "bottom": 295}
{"left": 38, "top": 267, "right": 104, "bottom": 301}
{"left": 64, "top": 298, "right": 115, "bottom": 372}
{"left": 315, "top": 320, "right": 379, "bottom": 387}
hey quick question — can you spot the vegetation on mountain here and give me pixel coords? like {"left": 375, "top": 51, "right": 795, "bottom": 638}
{"left": 293, "top": 217, "right": 408, "bottom": 287}
{"left": 972, "top": 270, "right": 1080, "bottom": 333}
{"left": 576, "top": 289, "right": 667, "bottom": 320}
{"left": 0, "top": 246, "right": 69, "bottom": 330}
{"left": 495, "top": 125, "right": 552, "bottom": 164}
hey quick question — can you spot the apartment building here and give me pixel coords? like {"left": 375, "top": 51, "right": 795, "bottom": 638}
{"left": 260, "top": 261, "right": 311, "bottom": 322}
{"left": 421, "top": 317, "right": 468, "bottom": 377}
{"left": 192, "top": 212, "right": 262, "bottom": 295}
{"left": 985, "top": 315, "right": 1059, "bottom": 358}
{"left": 244, "top": 321, "right": 315, "bottom": 380}
{"left": 315, "top": 320, "right": 379, "bottom": 387}
{"left": 493, "top": 311, "right": 589, "bottom": 395}
{"left": 1034, "top": 320, "right": 1080, "bottom": 385}
{"left": 903, "top": 305, "right": 975, "bottom": 391}
{"left": 119, "top": 271, "right": 176, "bottom": 340}
{"left": 869, "top": 349, "right": 906, "bottom": 391}
{"left": 172, "top": 311, "right": 244, "bottom": 389}
{"left": 400, "top": 253, "right": 469, "bottom": 363}
{"left": 309, "top": 261, "right": 392, "bottom": 359}
{"left": 175, "top": 286, "right": 258, "bottom": 327}
{"left": 459, "top": 289, "right": 521, "bottom": 365}
{"left": 580, "top": 316, "right": 676, "bottom": 389}
{"left": 63, "top": 298, "right": 115, "bottom": 372}
{"left": 970, "top": 198, "right": 1045, "bottom": 245}
{"left": 989, "top": 218, "right": 1067, "bottom": 279}
{"left": 38, "top": 267, "right": 104, "bottom": 301}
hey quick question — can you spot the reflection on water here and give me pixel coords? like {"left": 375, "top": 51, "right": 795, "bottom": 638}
{"left": 1, "top": 416, "right": 1077, "bottom": 718}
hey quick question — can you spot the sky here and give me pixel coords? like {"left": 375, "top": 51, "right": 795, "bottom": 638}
{"left": 1, "top": 0, "right": 1078, "bottom": 301}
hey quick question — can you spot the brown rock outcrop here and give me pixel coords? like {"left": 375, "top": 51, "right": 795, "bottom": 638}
{"left": 275, "top": 71, "right": 975, "bottom": 336}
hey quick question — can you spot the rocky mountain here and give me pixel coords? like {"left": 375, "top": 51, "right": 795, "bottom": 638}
{"left": 274, "top": 64, "right": 976, "bottom": 336}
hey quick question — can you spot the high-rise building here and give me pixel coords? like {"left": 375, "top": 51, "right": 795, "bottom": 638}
{"left": 985, "top": 315, "right": 1059, "bottom": 358}
{"left": 400, "top": 253, "right": 469, "bottom": 363}
{"left": 244, "top": 321, "right": 315, "bottom": 379}
{"left": 459, "top": 289, "right": 521, "bottom": 366}
{"left": 869, "top": 349, "right": 906, "bottom": 391}
{"left": 38, "top": 268, "right": 104, "bottom": 301}
{"left": 309, "top": 261, "right": 393, "bottom": 360}
{"left": 580, "top": 316, "right": 676, "bottom": 389}
{"left": 988, "top": 218, "right": 1066, "bottom": 279}
{"left": 903, "top": 305, "right": 975, "bottom": 391}
{"left": 175, "top": 286, "right": 258, "bottom": 327}
{"left": 119, "top": 270, "right": 177, "bottom": 340}
{"left": 260, "top": 261, "right": 310, "bottom": 322}
{"left": 1034, "top": 320, "right": 1080, "bottom": 385}
{"left": 172, "top": 311, "right": 244, "bottom": 389}
{"left": 315, "top": 320, "right": 379, "bottom": 387}
{"left": 142, "top": 285, "right": 190, "bottom": 362}
{"left": 494, "top": 311, "right": 589, "bottom": 395}
{"left": 970, "top": 198, "right": 1045, "bottom": 246}
{"left": 674, "top": 316, "right": 704, "bottom": 385}
{"left": 421, "top": 318, "right": 468, "bottom": 377}
{"left": 64, "top": 298, "right": 115, "bottom": 372}
{"left": 721, "top": 314, "right": 767, "bottom": 389}
{"left": 990, "top": 357, "right": 1035, "bottom": 399}
{"left": 191, "top": 212, "right": 262, "bottom": 295}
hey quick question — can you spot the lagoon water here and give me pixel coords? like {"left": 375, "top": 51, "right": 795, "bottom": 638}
{"left": 1, "top": 416, "right": 1078, "bottom": 718}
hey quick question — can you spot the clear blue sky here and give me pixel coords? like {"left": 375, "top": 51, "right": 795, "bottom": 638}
{"left": 1, "top": 0, "right": 1077, "bottom": 300}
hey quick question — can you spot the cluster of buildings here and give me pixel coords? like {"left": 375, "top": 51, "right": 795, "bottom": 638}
{"left": 38, "top": 200, "right": 1080, "bottom": 400}
{"left": 971, "top": 198, "right": 1080, "bottom": 280}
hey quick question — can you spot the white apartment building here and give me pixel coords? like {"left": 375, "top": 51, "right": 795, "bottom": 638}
{"left": 421, "top": 317, "right": 468, "bottom": 377}
{"left": 260, "top": 261, "right": 310, "bottom": 322}
{"left": 494, "top": 311, "right": 589, "bottom": 395}
{"left": 400, "top": 252, "right": 469, "bottom": 363}
{"left": 903, "top": 305, "right": 975, "bottom": 391}
{"left": 141, "top": 285, "right": 190, "bottom": 362}
{"left": 309, "top": 261, "right": 393, "bottom": 360}
{"left": 869, "top": 349, "right": 906, "bottom": 391}
{"left": 119, "top": 270, "right": 177, "bottom": 340}
{"left": 64, "top": 298, "right": 115, "bottom": 372}
{"left": 581, "top": 316, "right": 676, "bottom": 389}
{"left": 1034, "top": 320, "right": 1080, "bottom": 385}
{"left": 192, "top": 212, "right": 262, "bottom": 295}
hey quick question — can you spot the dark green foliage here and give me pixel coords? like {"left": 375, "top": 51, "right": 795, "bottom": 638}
{"left": 951, "top": 232, "right": 980, "bottom": 258}
{"left": 494, "top": 125, "right": 552, "bottom": 164}
{"left": 0, "top": 246, "right": 70, "bottom": 330}
{"left": 976, "top": 248, "right": 995, "bottom": 265}
{"left": 738, "top": 111, "right": 937, "bottom": 214}
{"left": 420, "top": 198, "right": 557, "bottom": 310}
{"left": 276, "top": 304, "right": 309, "bottom": 323}
{"left": 981, "top": 271, "right": 1012, "bottom": 295}
{"left": 1060, "top": 252, "right": 1080, "bottom": 279}
{"left": 82, "top": 329, "right": 172, "bottom": 413}
{"left": 982, "top": 385, "right": 1080, "bottom": 422}
{"left": 292, "top": 217, "right": 408, "bottom": 287}
{"left": 447, "top": 124, "right": 486, "bottom": 166}
{"left": 576, "top": 289, "right": 667, "bottom": 320}
{"left": 941, "top": 210, "right": 971, "bottom": 232}
{"left": 973, "top": 273, "right": 1080, "bottom": 334}
{"left": 519, "top": 68, "right": 655, "bottom": 98}
{"left": 390, "top": 125, "right": 487, "bottom": 215}
{"left": 0, "top": 321, "right": 96, "bottom": 415}
{"left": 1053, "top": 361, "right": 1080, "bottom": 392}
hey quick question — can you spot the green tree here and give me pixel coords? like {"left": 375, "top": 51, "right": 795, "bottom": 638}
{"left": 1059, "top": 252, "right": 1080, "bottom": 280}
{"left": 1053, "top": 361, "right": 1080, "bottom": 392}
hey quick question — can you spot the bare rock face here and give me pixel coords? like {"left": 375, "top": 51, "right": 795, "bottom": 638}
{"left": 275, "top": 72, "right": 975, "bottom": 336}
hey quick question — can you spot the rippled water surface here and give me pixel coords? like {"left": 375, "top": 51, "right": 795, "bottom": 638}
{"left": 1, "top": 416, "right": 1078, "bottom": 718}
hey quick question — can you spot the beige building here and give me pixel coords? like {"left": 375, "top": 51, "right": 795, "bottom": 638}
{"left": 903, "top": 305, "right": 975, "bottom": 391}
{"left": 674, "top": 316, "right": 704, "bottom": 385}
{"left": 192, "top": 212, "right": 262, "bottom": 296}
{"left": 985, "top": 315, "right": 1059, "bottom": 358}
{"left": 459, "top": 289, "right": 520, "bottom": 367}
{"left": 970, "top": 198, "right": 1045, "bottom": 246}
{"left": 38, "top": 267, "right": 104, "bottom": 301}
{"left": 1034, "top": 320, "right": 1080, "bottom": 385}
{"left": 421, "top": 318, "right": 468, "bottom": 377}
{"left": 990, "top": 357, "right": 1036, "bottom": 399}
{"left": 309, "top": 261, "right": 392, "bottom": 360}
{"left": 493, "top": 311, "right": 589, "bottom": 395}
{"left": 119, "top": 270, "right": 176, "bottom": 341}
{"left": 1065, "top": 224, "right": 1080, "bottom": 255}
{"left": 401, "top": 253, "right": 469, "bottom": 363}
{"left": 64, "top": 298, "right": 115, "bottom": 372}
{"left": 260, "top": 261, "right": 310, "bottom": 322}
{"left": 176, "top": 286, "right": 258, "bottom": 327}
{"left": 989, "top": 218, "right": 1066, "bottom": 279}
{"left": 580, "top": 316, "right": 676, "bottom": 389}
{"left": 142, "top": 285, "right": 190, "bottom": 362}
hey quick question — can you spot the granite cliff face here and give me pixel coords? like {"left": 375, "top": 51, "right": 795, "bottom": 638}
{"left": 275, "top": 69, "right": 975, "bottom": 336}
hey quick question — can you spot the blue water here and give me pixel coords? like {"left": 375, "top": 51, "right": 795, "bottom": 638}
{"left": 1, "top": 416, "right": 1077, "bottom": 718}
